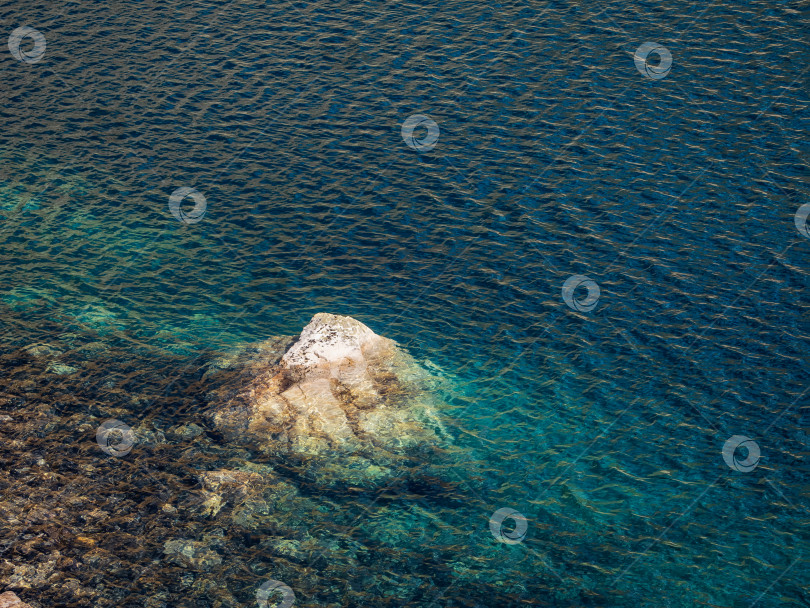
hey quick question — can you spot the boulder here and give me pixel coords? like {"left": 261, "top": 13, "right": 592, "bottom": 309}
{"left": 163, "top": 539, "right": 222, "bottom": 571}
{"left": 205, "top": 314, "right": 448, "bottom": 486}
{"left": 0, "top": 591, "right": 33, "bottom": 608}
{"left": 193, "top": 466, "right": 316, "bottom": 530}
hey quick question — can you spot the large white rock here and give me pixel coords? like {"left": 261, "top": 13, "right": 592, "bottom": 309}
{"left": 206, "top": 314, "right": 447, "bottom": 486}
{"left": 280, "top": 313, "right": 393, "bottom": 371}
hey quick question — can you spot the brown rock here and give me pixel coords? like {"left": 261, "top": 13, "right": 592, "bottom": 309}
{"left": 22, "top": 343, "right": 63, "bottom": 359}
{"left": 163, "top": 539, "right": 222, "bottom": 571}
{"left": 196, "top": 469, "right": 264, "bottom": 517}
{"left": 193, "top": 466, "right": 313, "bottom": 530}
{"left": 75, "top": 536, "right": 96, "bottom": 548}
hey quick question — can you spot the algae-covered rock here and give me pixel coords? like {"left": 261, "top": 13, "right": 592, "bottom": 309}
{"left": 163, "top": 539, "right": 222, "bottom": 571}
{"left": 205, "top": 314, "right": 448, "bottom": 487}
{"left": 196, "top": 468, "right": 265, "bottom": 518}
{"left": 193, "top": 467, "right": 316, "bottom": 531}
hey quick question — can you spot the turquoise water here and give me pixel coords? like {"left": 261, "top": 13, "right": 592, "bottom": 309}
{"left": 0, "top": 0, "right": 808, "bottom": 606}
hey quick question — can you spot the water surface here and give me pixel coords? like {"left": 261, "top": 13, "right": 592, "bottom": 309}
{"left": 0, "top": 0, "right": 808, "bottom": 606}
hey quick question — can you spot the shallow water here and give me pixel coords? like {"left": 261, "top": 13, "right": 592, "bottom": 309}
{"left": 0, "top": 0, "right": 808, "bottom": 606}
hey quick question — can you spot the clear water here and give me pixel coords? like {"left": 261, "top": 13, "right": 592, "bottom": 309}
{"left": 0, "top": 0, "right": 808, "bottom": 606}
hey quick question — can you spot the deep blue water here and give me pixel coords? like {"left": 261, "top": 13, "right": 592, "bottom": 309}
{"left": 0, "top": 0, "right": 808, "bottom": 606}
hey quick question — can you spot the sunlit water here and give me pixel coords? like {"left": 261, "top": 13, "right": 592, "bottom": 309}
{"left": 0, "top": 0, "right": 808, "bottom": 606}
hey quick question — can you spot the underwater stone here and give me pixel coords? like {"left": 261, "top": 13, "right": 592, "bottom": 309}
{"left": 173, "top": 422, "right": 204, "bottom": 440}
{"left": 22, "top": 343, "right": 63, "bottom": 359}
{"left": 196, "top": 469, "right": 264, "bottom": 517}
{"left": 46, "top": 363, "right": 79, "bottom": 375}
{"left": 0, "top": 592, "right": 33, "bottom": 608}
{"left": 193, "top": 467, "right": 317, "bottom": 531}
{"left": 206, "top": 313, "right": 447, "bottom": 487}
{"left": 2, "top": 551, "right": 61, "bottom": 590}
{"left": 163, "top": 539, "right": 222, "bottom": 571}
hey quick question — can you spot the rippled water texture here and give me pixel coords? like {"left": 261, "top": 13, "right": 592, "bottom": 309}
{"left": 0, "top": 0, "right": 808, "bottom": 606}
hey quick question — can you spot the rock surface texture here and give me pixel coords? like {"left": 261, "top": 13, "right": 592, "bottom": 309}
{"left": 206, "top": 313, "right": 447, "bottom": 486}
{"left": 0, "top": 592, "right": 34, "bottom": 608}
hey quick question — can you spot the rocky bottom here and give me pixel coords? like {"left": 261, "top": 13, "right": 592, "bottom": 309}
{"left": 0, "top": 312, "right": 547, "bottom": 608}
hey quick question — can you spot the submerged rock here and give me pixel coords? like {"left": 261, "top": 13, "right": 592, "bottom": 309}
{"left": 1, "top": 551, "right": 61, "bottom": 590}
{"left": 196, "top": 468, "right": 265, "bottom": 518}
{"left": 206, "top": 313, "right": 448, "bottom": 487}
{"left": 193, "top": 466, "right": 315, "bottom": 530}
{"left": 163, "top": 539, "right": 222, "bottom": 571}
{"left": 22, "top": 343, "right": 63, "bottom": 359}
{"left": 46, "top": 363, "right": 79, "bottom": 375}
{"left": 0, "top": 591, "right": 34, "bottom": 608}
